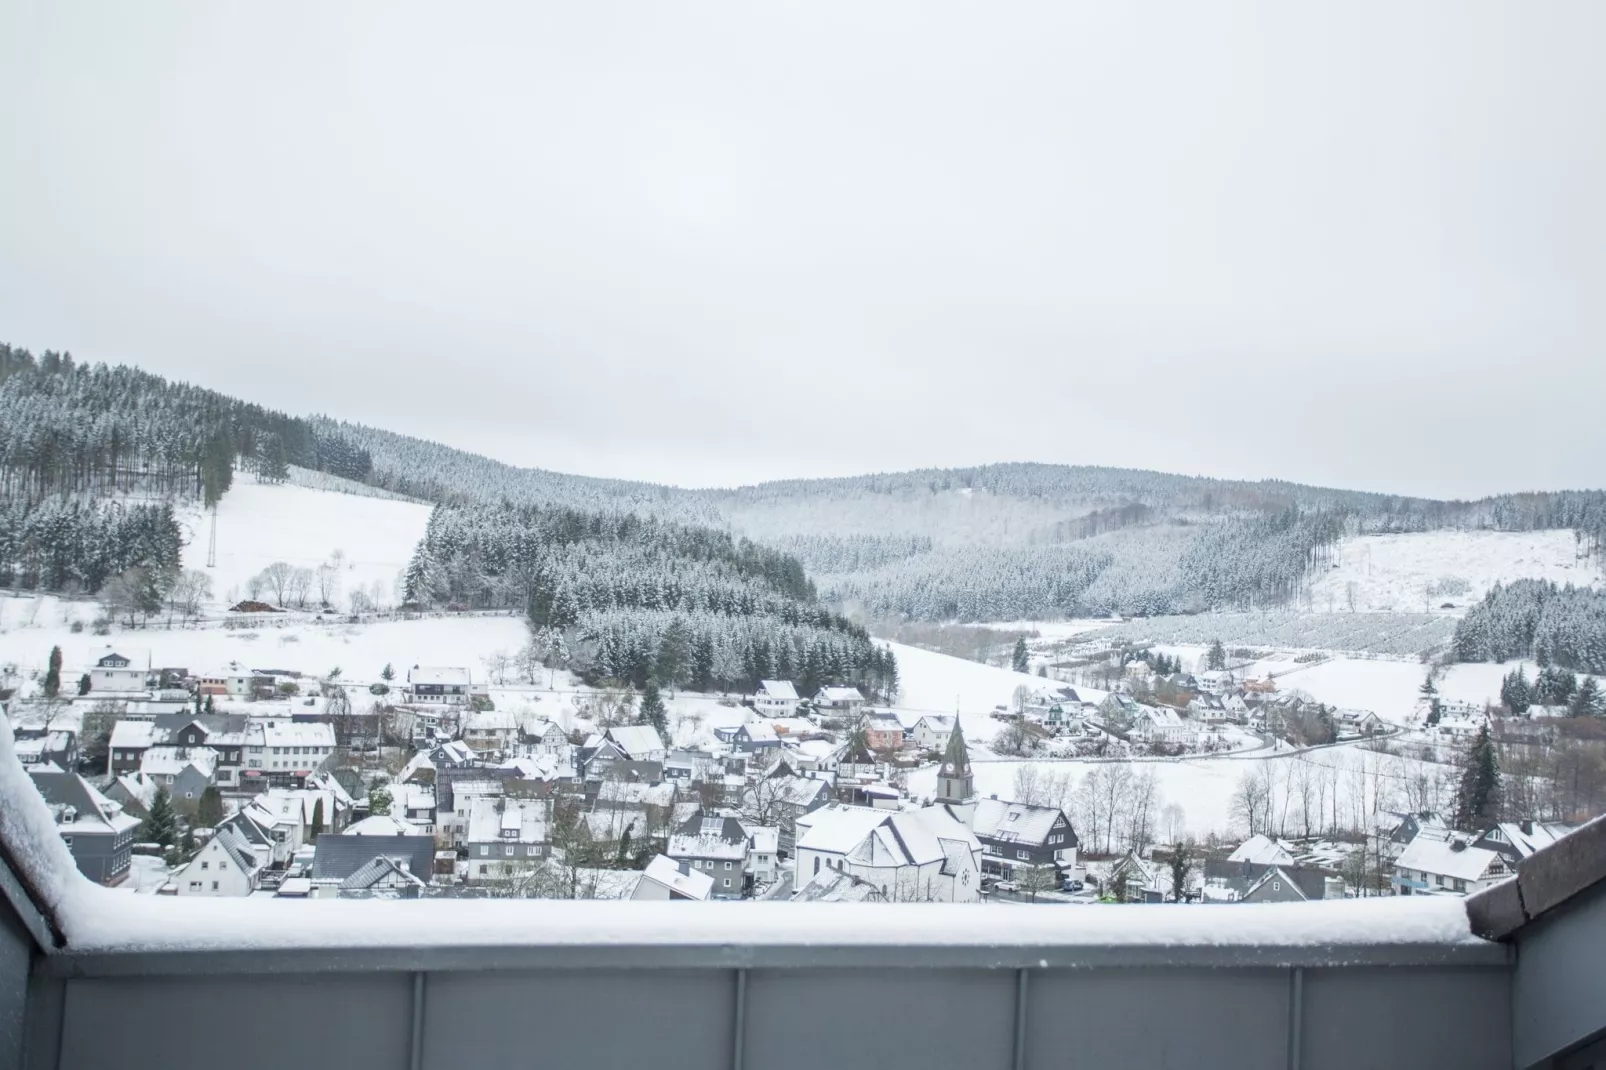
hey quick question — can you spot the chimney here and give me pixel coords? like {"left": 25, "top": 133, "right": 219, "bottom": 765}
{"left": 1520, "top": 820, "right": 1533, "bottom": 835}
{"left": 1450, "top": 839, "right": 1466, "bottom": 852}
{"left": 677, "top": 860, "right": 691, "bottom": 876}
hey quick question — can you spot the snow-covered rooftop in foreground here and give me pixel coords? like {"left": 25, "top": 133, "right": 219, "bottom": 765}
{"left": 1, "top": 722, "right": 1491, "bottom": 961}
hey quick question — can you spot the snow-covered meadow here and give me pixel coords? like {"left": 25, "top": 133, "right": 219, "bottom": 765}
{"left": 1306, "top": 529, "right": 1601, "bottom": 613}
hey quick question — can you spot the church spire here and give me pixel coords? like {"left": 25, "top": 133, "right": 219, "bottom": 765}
{"left": 935, "top": 717, "right": 975, "bottom": 827}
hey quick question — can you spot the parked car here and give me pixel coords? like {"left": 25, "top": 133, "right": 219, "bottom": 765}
{"left": 1061, "top": 878, "right": 1084, "bottom": 892}
{"left": 994, "top": 880, "right": 1019, "bottom": 893}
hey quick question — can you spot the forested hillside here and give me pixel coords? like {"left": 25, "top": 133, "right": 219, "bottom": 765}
{"left": 405, "top": 503, "right": 895, "bottom": 696}
{"left": 1455, "top": 580, "right": 1606, "bottom": 673}
{"left": 5, "top": 342, "right": 1605, "bottom": 626}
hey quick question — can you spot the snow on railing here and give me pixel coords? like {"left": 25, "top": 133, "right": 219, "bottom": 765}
{"left": 2, "top": 721, "right": 1495, "bottom": 964}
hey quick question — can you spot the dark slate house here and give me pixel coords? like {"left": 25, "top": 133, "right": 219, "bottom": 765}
{"left": 1240, "top": 865, "right": 1342, "bottom": 903}
{"left": 970, "top": 797, "right": 1078, "bottom": 877}
{"left": 311, "top": 834, "right": 436, "bottom": 888}
{"left": 29, "top": 769, "right": 142, "bottom": 886}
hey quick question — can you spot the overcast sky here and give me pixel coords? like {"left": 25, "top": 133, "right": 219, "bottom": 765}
{"left": 2, "top": 3, "right": 1602, "bottom": 499}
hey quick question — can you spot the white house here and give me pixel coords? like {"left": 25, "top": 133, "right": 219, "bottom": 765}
{"left": 1228, "top": 834, "right": 1296, "bottom": 867}
{"left": 911, "top": 715, "right": 956, "bottom": 753}
{"left": 171, "top": 825, "right": 265, "bottom": 897}
{"left": 1393, "top": 835, "right": 1512, "bottom": 897}
{"left": 754, "top": 680, "right": 800, "bottom": 717}
{"left": 793, "top": 804, "right": 984, "bottom": 903}
{"left": 813, "top": 687, "right": 866, "bottom": 715}
{"left": 461, "top": 708, "right": 524, "bottom": 755}
{"left": 745, "top": 824, "right": 780, "bottom": 887}
{"left": 632, "top": 854, "right": 714, "bottom": 901}
{"left": 407, "top": 666, "right": 472, "bottom": 705}
{"left": 245, "top": 720, "right": 337, "bottom": 781}
{"left": 90, "top": 650, "right": 149, "bottom": 694}
{"left": 1130, "top": 706, "right": 1198, "bottom": 746}
{"left": 1198, "top": 670, "right": 1235, "bottom": 696}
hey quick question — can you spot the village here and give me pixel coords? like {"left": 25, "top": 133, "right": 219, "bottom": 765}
{"left": 3, "top": 635, "right": 1581, "bottom": 909}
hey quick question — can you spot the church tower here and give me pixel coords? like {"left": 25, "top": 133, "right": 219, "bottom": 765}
{"left": 934, "top": 717, "right": 976, "bottom": 828}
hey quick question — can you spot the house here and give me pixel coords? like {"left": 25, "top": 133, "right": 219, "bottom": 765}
{"left": 1130, "top": 706, "right": 1198, "bottom": 746}
{"left": 107, "top": 719, "right": 159, "bottom": 776}
{"left": 1188, "top": 694, "right": 1229, "bottom": 722}
{"left": 1198, "top": 670, "right": 1235, "bottom": 696}
{"left": 333, "top": 855, "right": 428, "bottom": 899}
{"left": 1393, "top": 835, "right": 1512, "bottom": 896}
{"left": 632, "top": 854, "right": 714, "bottom": 901}
{"left": 747, "top": 774, "right": 832, "bottom": 854}
{"left": 436, "top": 775, "right": 505, "bottom": 847}
{"left": 745, "top": 824, "right": 779, "bottom": 887}
{"left": 813, "top": 687, "right": 865, "bottom": 715}
{"left": 1227, "top": 835, "right": 1296, "bottom": 867}
{"left": 104, "top": 772, "right": 159, "bottom": 820}
{"left": 465, "top": 797, "right": 549, "bottom": 883}
{"left": 971, "top": 797, "right": 1078, "bottom": 878}
{"left": 151, "top": 713, "right": 250, "bottom": 787}
{"left": 244, "top": 719, "right": 337, "bottom": 786}
{"left": 406, "top": 666, "right": 471, "bottom": 705}
{"left": 1335, "top": 709, "right": 1384, "bottom": 737}
{"left": 1372, "top": 810, "right": 1449, "bottom": 860}
{"left": 171, "top": 825, "right": 265, "bottom": 896}
{"left": 1098, "top": 692, "right": 1144, "bottom": 725}
{"left": 224, "top": 672, "right": 273, "bottom": 699}
{"left": 754, "top": 680, "right": 800, "bottom": 717}
{"left": 1105, "top": 851, "right": 1171, "bottom": 902}
{"left": 606, "top": 725, "right": 668, "bottom": 764}
{"left": 90, "top": 651, "right": 149, "bottom": 694}
{"left": 667, "top": 811, "right": 751, "bottom": 898}
{"left": 12, "top": 730, "right": 77, "bottom": 771}
{"left": 397, "top": 784, "right": 437, "bottom": 836}
{"left": 793, "top": 804, "right": 984, "bottom": 903}
{"left": 1241, "top": 865, "right": 1344, "bottom": 903}
{"left": 461, "top": 709, "right": 525, "bottom": 755}
{"left": 730, "top": 721, "right": 781, "bottom": 755}
{"left": 1473, "top": 821, "right": 1574, "bottom": 864}
{"left": 310, "top": 834, "right": 435, "bottom": 896}
{"left": 577, "top": 735, "right": 629, "bottom": 781}
{"left": 862, "top": 711, "right": 905, "bottom": 752}
{"left": 910, "top": 715, "right": 956, "bottom": 753}
{"left": 138, "top": 746, "right": 217, "bottom": 802}
{"left": 28, "top": 770, "right": 141, "bottom": 886}
{"left": 517, "top": 718, "right": 570, "bottom": 758}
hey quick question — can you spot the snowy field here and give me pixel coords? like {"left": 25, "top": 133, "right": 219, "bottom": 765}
{"left": 174, "top": 473, "right": 434, "bottom": 610}
{"left": 1080, "top": 612, "right": 1458, "bottom": 658}
{"left": 1307, "top": 530, "right": 1601, "bottom": 613}
{"left": 973, "top": 619, "right": 1116, "bottom": 641}
{"left": 883, "top": 640, "right": 1103, "bottom": 745}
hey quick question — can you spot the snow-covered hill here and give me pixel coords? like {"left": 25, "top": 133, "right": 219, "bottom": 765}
{"left": 1305, "top": 530, "right": 1601, "bottom": 614}
{"left": 176, "top": 474, "right": 434, "bottom": 610}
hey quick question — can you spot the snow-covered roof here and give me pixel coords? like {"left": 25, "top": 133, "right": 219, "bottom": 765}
{"left": 797, "top": 804, "right": 980, "bottom": 869}
{"left": 30, "top": 770, "right": 142, "bottom": 836}
{"left": 668, "top": 830, "right": 747, "bottom": 861}
{"left": 737, "top": 722, "right": 779, "bottom": 743}
{"left": 638, "top": 854, "right": 713, "bottom": 900}
{"left": 253, "top": 720, "right": 336, "bottom": 749}
{"left": 409, "top": 666, "right": 471, "bottom": 686}
{"left": 109, "top": 721, "right": 158, "bottom": 750}
{"left": 113, "top": 772, "right": 159, "bottom": 811}
{"left": 139, "top": 746, "right": 218, "bottom": 779}
{"left": 744, "top": 825, "right": 779, "bottom": 855}
{"left": 972, "top": 798, "right": 1064, "bottom": 844}
{"left": 595, "top": 780, "right": 675, "bottom": 809}
{"left": 1228, "top": 835, "right": 1296, "bottom": 867}
{"left": 466, "top": 798, "right": 547, "bottom": 844}
{"left": 463, "top": 709, "right": 524, "bottom": 733}
{"left": 1483, "top": 822, "right": 1570, "bottom": 859}
{"left": 1396, "top": 836, "right": 1506, "bottom": 883}
{"left": 343, "top": 815, "right": 414, "bottom": 837}
{"left": 606, "top": 725, "right": 666, "bottom": 758}
{"left": 791, "top": 869, "right": 884, "bottom": 903}
{"left": 757, "top": 680, "right": 799, "bottom": 701}
{"left": 916, "top": 714, "right": 955, "bottom": 732}
{"left": 816, "top": 687, "right": 865, "bottom": 703}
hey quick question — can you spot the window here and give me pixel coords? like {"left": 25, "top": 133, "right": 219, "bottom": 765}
{"left": 479, "top": 846, "right": 489, "bottom": 857}
{"left": 813, "top": 857, "right": 820, "bottom": 875}
{"left": 478, "top": 865, "right": 487, "bottom": 875}
{"left": 211, "top": 881, "right": 219, "bottom": 891}
{"left": 504, "top": 845, "right": 514, "bottom": 857}
{"left": 62, "top": 836, "right": 73, "bottom": 849}
{"left": 189, "top": 882, "right": 202, "bottom": 890}
{"left": 1016, "top": 850, "right": 1029, "bottom": 860}
{"left": 1273, "top": 881, "right": 1281, "bottom": 892}
{"left": 219, "top": 861, "right": 227, "bottom": 870}
{"left": 723, "top": 879, "right": 731, "bottom": 888}
{"left": 201, "top": 861, "right": 209, "bottom": 869}
{"left": 724, "top": 861, "right": 732, "bottom": 870}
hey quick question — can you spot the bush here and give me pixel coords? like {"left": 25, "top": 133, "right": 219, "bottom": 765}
{"left": 369, "top": 683, "right": 390, "bottom": 696}
{"left": 91, "top": 617, "right": 111, "bottom": 636}
{"left": 277, "top": 682, "right": 300, "bottom": 696}
{"left": 70, "top": 620, "right": 84, "bottom": 634}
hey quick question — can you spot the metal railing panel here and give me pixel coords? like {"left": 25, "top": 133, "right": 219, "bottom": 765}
{"left": 56, "top": 974, "right": 413, "bottom": 1070}
{"left": 744, "top": 967, "right": 1017, "bottom": 1070}
{"left": 1026, "top": 967, "right": 1291, "bottom": 1070}
{"left": 1300, "top": 966, "right": 1511, "bottom": 1070}
{"left": 419, "top": 968, "right": 735, "bottom": 1070}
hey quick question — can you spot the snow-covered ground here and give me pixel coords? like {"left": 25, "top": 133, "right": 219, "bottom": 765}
{"left": 884, "top": 640, "right": 1102, "bottom": 745}
{"left": 176, "top": 473, "right": 434, "bottom": 610}
{"left": 973, "top": 619, "right": 1116, "bottom": 641}
{"left": 1307, "top": 530, "right": 1601, "bottom": 613}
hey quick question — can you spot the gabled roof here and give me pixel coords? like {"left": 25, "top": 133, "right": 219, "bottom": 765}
{"left": 409, "top": 666, "right": 470, "bottom": 686}
{"left": 606, "top": 725, "right": 666, "bottom": 759}
{"left": 639, "top": 854, "right": 713, "bottom": 900}
{"left": 816, "top": 687, "right": 865, "bottom": 703}
{"left": 1228, "top": 834, "right": 1295, "bottom": 867}
{"left": 311, "top": 834, "right": 435, "bottom": 882}
{"left": 791, "top": 869, "right": 885, "bottom": 903}
{"left": 109, "top": 721, "right": 159, "bottom": 750}
{"left": 29, "top": 770, "right": 140, "bottom": 835}
{"left": 1244, "top": 865, "right": 1329, "bottom": 902}
{"left": 1396, "top": 836, "right": 1506, "bottom": 883}
{"left": 736, "top": 722, "right": 779, "bottom": 743}
{"left": 758, "top": 680, "right": 799, "bottom": 701}
{"left": 139, "top": 746, "right": 218, "bottom": 779}
{"left": 343, "top": 815, "right": 413, "bottom": 837}
{"left": 340, "top": 854, "right": 426, "bottom": 892}
{"left": 972, "top": 798, "right": 1071, "bottom": 846}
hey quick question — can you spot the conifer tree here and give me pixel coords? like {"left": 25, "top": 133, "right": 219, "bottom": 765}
{"left": 1011, "top": 637, "right": 1030, "bottom": 674}
{"left": 145, "top": 786, "right": 178, "bottom": 847}
{"left": 76, "top": 673, "right": 90, "bottom": 696}
{"left": 1500, "top": 667, "right": 1532, "bottom": 714}
{"left": 381, "top": 663, "right": 395, "bottom": 682}
{"left": 1207, "top": 639, "right": 1226, "bottom": 670}
{"left": 43, "top": 645, "right": 62, "bottom": 698}
{"left": 1570, "top": 676, "right": 1601, "bottom": 718}
{"left": 196, "top": 786, "right": 223, "bottom": 827}
{"left": 1454, "top": 725, "right": 1503, "bottom": 830}
{"left": 639, "top": 681, "right": 669, "bottom": 744}
{"left": 309, "top": 798, "right": 325, "bottom": 841}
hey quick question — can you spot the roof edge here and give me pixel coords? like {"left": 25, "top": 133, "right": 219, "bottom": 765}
{"left": 1466, "top": 811, "right": 1606, "bottom": 940}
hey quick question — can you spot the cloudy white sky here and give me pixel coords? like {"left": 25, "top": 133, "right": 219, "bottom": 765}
{"left": 2, "top": 2, "right": 1602, "bottom": 498}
